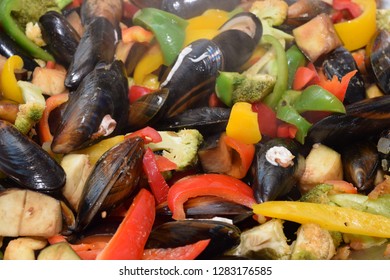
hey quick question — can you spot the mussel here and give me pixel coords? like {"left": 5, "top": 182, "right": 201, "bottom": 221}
{"left": 250, "top": 138, "right": 306, "bottom": 203}
{"left": 80, "top": 0, "right": 123, "bottom": 27}
{"left": 52, "top": 60, "right": 129, "bottom": 154}
{"left": 0, "top": 120, "right": 66, "bottom": 194}
{"left": 64, "top": 16, "right": 118, "bottom": 89}
{"left": 341, "top": 140, "right": 379, "bottom": 192}
{"left": 131, "top": 0, "right": 241, "bottom": 19}
{"left": 75, "top": 136, "right": 144, "bottom": 232}
{"left": 377, "top": 129, "right": 390, "bottom": 175}
{"left": 145, "top": 219, "right": 241, "bottom": 259}
{"left": 365, "top": 29, "right": 390, "bottom": 95}
{"left": 322, "top": 46, "right": 366, "bottom": 104}
{"left": 39, "top": 11, "right": 81, "bottom": 68}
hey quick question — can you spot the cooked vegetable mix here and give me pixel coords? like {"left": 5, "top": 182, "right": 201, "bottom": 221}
{"left": 0, "top": 0, "right": 389, "bottom": 260}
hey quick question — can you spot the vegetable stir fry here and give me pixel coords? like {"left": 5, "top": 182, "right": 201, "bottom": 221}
{"left": 0, "top": 0, "right": 390, "bottom": 260}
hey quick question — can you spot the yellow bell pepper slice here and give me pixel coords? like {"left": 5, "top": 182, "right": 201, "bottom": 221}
{"left": 133, "top": 44, "right": 164, "bottom": 85}
{"left": 226, "top": 102, "right": 262, "bottom": 145}
{"left": 253, "top": 201, "right": 390, "bottom": 238}
{"left": 334, "top": 0, "right": 377, "bottom": 51}
{"left": 1, "top": 55, "right": 24, "bottom": 104}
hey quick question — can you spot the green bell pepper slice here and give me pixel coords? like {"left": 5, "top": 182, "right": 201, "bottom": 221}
{"left": 286, "top": 44, "right": 307, "bottom": 89}
{"left": 0, "top": 0, "right": 71, "bottom": 62}
{"left": 133, "top": 8, "right": 188, "bottom": 66}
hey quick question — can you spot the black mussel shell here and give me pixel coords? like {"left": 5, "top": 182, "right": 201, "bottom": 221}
{"left": 250, "top": 138, "right": 306, "bottom": 203}
{"left": 75, "top": 137, "right": 144, "bottom": 232}
{"left": 145, "top": 219, "right": 241, "bottom": 259}
{"left": 0, "top": 120, "right": 66, "bottom": 194}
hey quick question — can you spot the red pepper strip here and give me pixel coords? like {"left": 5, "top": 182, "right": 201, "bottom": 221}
{"left": 121, "top": 26, "right": 154, "bottom": 44}
{"left": 125, "top": 126, "right": 162, "bottom": 144}
{"left": 96, "top": 188, "right": 156, "bottom": 260}
{"left": 143, "top": 147, "right": 170, "bottom": 204}
{"left": 208, "top": 92, "right": 225, "bottom": 108}
{"left": 292, "top": 64, "right": 319, "bottom": 90}
{"left": 276, "top": 123, "right": 298, "bottom": 139}
{"left": 38, "top": 93, "right": 69, "bottom": 144}
{"left": 317, "top": 70, "right": 357, "bottom": 102}
{"left": 168, "top": 173, "right": 256, "bottom": 220}
{"left": 66, "top": 0, "right": 83, "bottom": 9}
{"left": 45, "top": 61, "right": 56, "bottom": 69}
{"left": 128, "top": 85, "right": 154, "bottom": 104}
{"left": 222, "top": 134, "right": 255, "bottom": 179}
{"left": 333, "top": 0, "right": 362, "bottom": 19}
{"left": 252, "top": 102, "right": 278, "bottom": 138}
{"left": 155, "top": 154, "right": 178, "bottom": 172}
{"left": 142, "top": 239, "right": 210, "bottom": 260}
{"left": 324, "top": 180, "right": 358, "bottom": 194}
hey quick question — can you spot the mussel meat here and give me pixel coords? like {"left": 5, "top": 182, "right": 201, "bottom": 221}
{"left": 250, "top": 138, "right": 306, "bottom": 203}
{"left": 75, "top": 136, "right": 144, "bottom": 232}
{"left": 0, "top": 120, "right": 66, "bottom": 194}
{"left": 52, "top": 60, "right": 129, "bottom": 154}
{"left": 80, "top": 0, "right": 123, "bottom": 27}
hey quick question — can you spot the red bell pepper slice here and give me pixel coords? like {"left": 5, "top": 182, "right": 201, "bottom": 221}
{"left": 96, "top": 188, "right": 156, "bottom": 260}
{"left": 125, "top": 126, "right": 162, "bottom": 144}
{"left": 222, "top": 134, "right": 255, "bottom": 179}
{"left": 333, "top": 0, "right": 362, "bottom": 19}
{"left": 142, "top": 239, "right": 210, "bottom": 260}
{"left": 276, "top": 123, "right": 298, "bottom": 139}
{"left": 292, "top": 64, "right": 319, "bottom": 90}
{"left": 317, "top": 70, "right": 357, "bottom": 102}
{"left": 154, "top": 154, "right": 178, "bottom": 172}
{"left": 143, "top": 147, "right": 170, "bottom": 204}
{"left": 128, "top": 85, "right": 154, "bottom": 104}
{"left": 168, "top": 173, "right": 256, "bottom": 220}
{"left": 252, "top": 101, "right": 278, "bottom": 138}
{"left": 38, "top": 93, "right": 69, "bottom": 144}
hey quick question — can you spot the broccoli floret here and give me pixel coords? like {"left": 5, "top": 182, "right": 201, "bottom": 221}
{"left": 11, "top": 0, "right": 72, "bottom": 30}
{"left": 226, "top": 219, "right": 291, "bottom": 260}
{"left": 14, "top": 81, "right": 46, "bottom": 134}
{"left": 215, "top": 71, "right": 276, "bottom": 107}
{"left": 377, "top": 9, "right": 390, "bottom": 32}
{"left": 147, "top": 129, "right": 204, "bottom": 171}
{"left": 299, "top": 183, "right": 333, "bottom": 204}
{"left": 290, "top": 223, "right": 336, "bottom": 260}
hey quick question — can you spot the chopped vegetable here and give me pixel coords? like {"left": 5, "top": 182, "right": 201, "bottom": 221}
{"left": 3, "top": 237, "right": 47, "bottom": 260}
{"left": 1, "top": 55, "right": 24, "bottom": 104}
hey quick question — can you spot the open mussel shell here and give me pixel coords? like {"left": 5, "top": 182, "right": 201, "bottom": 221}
{"left": 39, "top": 11, "right": 81, "bottom": 68}
{"left": 75, "top": 137, "right": 144, "bottom": 232}
{"left": 365, "top": 29, "right": 390, "bottom": 95}
{"left": 80, "top": 0, "right": 123, "bottom": 27}
{"left": 377, "top": 129, "right": 390, "bottom": 175}
{"left": 341, "top": 140, "right": 379, "bottom": 192}
{"left": 306, "top": 95, "right": 390, "bottom": 149}
{"left": 145, "top": 219, "right": 241, "bottom": 259}
{"left": 0, "top": 120, "right": 66, "bottom": 194}
{"left": 322, "top": 46, "right": 365, "bottom": 104}
{"left": 156, "top": 107, "right": 231, "bottom": 136}
{"left": 250, "top": 138, "right": 306, "bottom": 203}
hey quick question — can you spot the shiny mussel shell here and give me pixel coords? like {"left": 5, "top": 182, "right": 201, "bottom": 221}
{"left": 75, "top": 137, "right": 144, "bottom": 232}
{"left": 145, "top": 219, "right": 241, "bottom": 259}
{"left": 0, "top": 120, "right": 66, "bottom": 194}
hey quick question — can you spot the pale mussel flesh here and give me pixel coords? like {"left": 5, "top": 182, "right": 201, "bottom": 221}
{"left": 80, "top": 0, "right": 123, "bottom": 27}
{"left": 0, "top": 120, "right": 66, "bottom": 194}
{"left": 75, "top": 136, "right": 144, "bottom": 232}
{"left": 51, "top": 60, "right": 129, "bottom": 154}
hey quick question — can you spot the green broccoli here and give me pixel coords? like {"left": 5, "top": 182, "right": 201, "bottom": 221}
{"left": 249, "top": 0, "right": 294, "bottom": 46}
{"left": 11, "top": 0, "right": 72, "bottom": 30}
{"left": 299, "top": 183, "right": 334, "bottom": 204}
{"left": 290, "top": 223, "right": 336, "bottom": 260}
{"left": 226, "top": 219, "right": 291, "bottom": 260}
{"left": 14, "top": 81, "right": 46, "bottom": 134}
{"left": 376, "top": 9, "right": 390, "bottom": 32}
{"left": 146, "top": 129, "right": 204, "bottom": 171}
{"left": 215, "top": 71, "right": 276, "bottom": 107}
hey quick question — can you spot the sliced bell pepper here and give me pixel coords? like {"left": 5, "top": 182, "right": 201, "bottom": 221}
{"left": 168, "top": 173, "right": 256, "bottom": 220}
{"left": 133, "top": 44, "right": 164, "bottom": 85}
{"left": 142, "top": 239, "right": 210, "bottom": 260}
{"left": 96, "top": 188, "right": 156, "bottom": 260}
{"left": 226, "top": 102, "right": 262, "bottom": 145}
{"left": 252, "top": 101, "right": 278, "bottom": 138}
{"left": 286, "top": 44, "right": 307, "bottom": 89}
{"left": 142, "top": 147, "right": 170, "bottom": 204}
{"left": 125, "top": 126, "right": 162, "bottom": 144}
{"left": 0, "top": 0, "right": 56, "bottom": 61}
{"left": 292, "top": 65, "right": 319, "bottom": 91}
{"left": 1, "top": 55, "right": 24, "bottom": 104}
{"left": 132, "top": 8, "right": 188, "bottom": 66}
{"left": 128, "top": 85, "right": 154, "bottom": 104}
{"left": 317, "top": 70, "right": 357, "bottom": 102}
{"left": 252, "top": 201, "right": 390, "bottom": 238}
{"left": 333, "top": 0, "right": 377, "bottom": 51}
{"left": 333, "top": 0, "right": 363, "bottom": 20}
{"left": 121, "top": 26, "right": 154, "bottom": 44}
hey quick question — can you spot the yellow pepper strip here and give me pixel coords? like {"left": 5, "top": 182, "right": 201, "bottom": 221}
{"left": 133, "top": 44, "right": 163, "bottom": 85}
{"left": 253, "top": 201, "right": 390, "bottom": 238}
{"left": 226, "top": 102, "right": 262, "bottom": 145}
{"left": 334, "top": 0, "right": 377, "bottom": 51}
{"left": 1, "top": 55, "right": 24, "bottom": 104}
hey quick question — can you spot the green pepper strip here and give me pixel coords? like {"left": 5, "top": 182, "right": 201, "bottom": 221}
{"left": 277, "top": 85, "right": 346, "bottom": 144}
{"left": 286, "top": 45, "right": 307, "bottom": 89}
{"left": 133, "top": 8, "right": 188, "bottom": 66}
{"left": 262, "top": 34, "right": 288, "bottom": 110}
{"left": 0, "top": 0, "right": 55, "bottom": 61}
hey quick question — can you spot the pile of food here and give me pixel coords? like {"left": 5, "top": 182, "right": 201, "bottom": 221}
{"left": 0, "top": 0, "right": 389, "bottom": 260}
